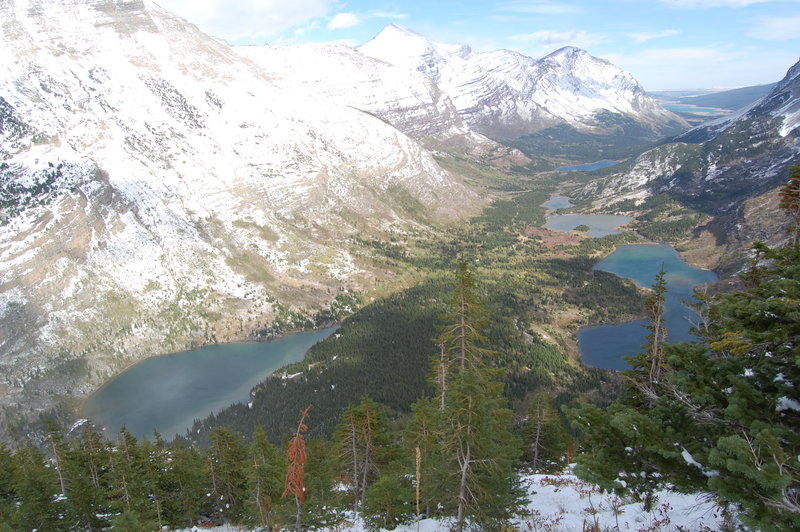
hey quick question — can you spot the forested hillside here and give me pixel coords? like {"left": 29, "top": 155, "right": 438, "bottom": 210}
{"left": 187, "top": 174, "right": 642, "bottom": 444}
{"left": 3, "top": 167, "right": 797, "bottom": 529}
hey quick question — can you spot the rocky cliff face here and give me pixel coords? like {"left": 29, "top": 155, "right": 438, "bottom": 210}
{"left": 0, "top": 0, "right": 481, "bottom": 421}
{"left": 359, "top": 25, "right": 687, "bottom": 139}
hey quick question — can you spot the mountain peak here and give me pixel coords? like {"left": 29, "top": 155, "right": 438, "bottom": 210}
{"left": 359, "top": 25, "right": 471, "bottom": 78}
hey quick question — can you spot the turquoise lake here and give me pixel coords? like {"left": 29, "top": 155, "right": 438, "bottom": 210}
{"left": 82, "top": 326, "right": 338, "bottom": 439}
{"left": 556, "top": 160, "right": 619, "bottom": 172}
{"left": 578, "top": 244, "right": 718, "bottom": 370}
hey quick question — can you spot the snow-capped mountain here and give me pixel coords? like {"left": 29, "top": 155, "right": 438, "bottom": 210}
{"left": 235, "top": 42, "right": 530, "bottom": 166}
{"left": 579, "top": 57, "right": 800, "bottom": 212}
{"left": 236, "top": 42, "right": 469, "bottom": 142}
{"left": 0, "top": 0, "right": 480, "bottom": 421}
{"left": 359, "top": 25, "right": 686, "bottom": 139}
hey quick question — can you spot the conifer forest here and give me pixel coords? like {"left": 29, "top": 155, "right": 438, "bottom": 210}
{"left": 0, "top": 166, "right": 798, "bottom": 531}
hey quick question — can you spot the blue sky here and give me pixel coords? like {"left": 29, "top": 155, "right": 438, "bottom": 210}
{"left": 157, "top": 0, "right": 800, "bottom": 91}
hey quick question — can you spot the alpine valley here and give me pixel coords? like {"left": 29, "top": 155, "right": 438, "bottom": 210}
{"left": 0, "top": 0, "right": 798, "bottom": 454}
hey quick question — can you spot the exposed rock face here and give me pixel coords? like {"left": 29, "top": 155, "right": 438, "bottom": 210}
{"left": 359, "top": 25, "right": 687, "bottom": 139}
{"left": 0, "top": 0, "right": 481, "bottom": 421}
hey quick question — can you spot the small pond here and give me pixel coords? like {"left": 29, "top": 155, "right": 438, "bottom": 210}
{"left": 556, "top": 160, "right": 619, "bottom": 172}
{"left": 544, "top": 213, "right": 633, "bottom": 238}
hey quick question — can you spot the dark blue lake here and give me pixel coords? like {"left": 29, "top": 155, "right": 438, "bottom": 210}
{"left": 579, "top": 244, "right": 718, "bottom": 370}
{"left": 556, "top": 160, "right": 619, "bottom": 172}
{"left": 82, "top": 326, "right": 338, "bottom": 439}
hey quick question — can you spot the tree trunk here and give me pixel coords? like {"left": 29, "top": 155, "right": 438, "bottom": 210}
{"left": 456, "top": 440, "right": 471, "bottom": 532}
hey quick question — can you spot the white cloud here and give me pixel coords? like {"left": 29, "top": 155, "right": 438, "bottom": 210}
{"left": 156, "top": 0, "right": 335, "bottom": 42}
{"left": 328, "top": 12, "right": 361, "bottom": 30}
{"left": 510, "top": 29, "right": 607, "bottom": 48}
{"left": 368, "top": 11, "right": 409, "bottom": 20}
{"left": 748, "top": 15, "right": 800, "bottom": 40}
{"left": 499, "top": 1, "right": 581, "bottom": 15}
{"left": 660, "top": 0, "right": 800, "bottom": 7}
{"left": 629, "top": 29, "right": 680, "bottom": 43}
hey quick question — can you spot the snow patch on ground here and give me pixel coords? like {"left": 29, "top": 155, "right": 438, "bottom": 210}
{"left": 177, "top": 470, "right": 729, "bottom": 532}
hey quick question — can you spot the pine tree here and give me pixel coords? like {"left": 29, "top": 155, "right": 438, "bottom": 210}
{"left": 436, "top": 260, "right": 489, "bottom": 373}
{"left": 624, "top": 267, "right": 669, "bottom": 406}
{"left": 408, "top": 260, "right": 522, "bottom": 530}
{"left": 163, "top": 439, "right": 206, "bottom": 528}
{"left": 334, "top": 395, "right": 393, "bottom": 513}
{"left": 301, "top": 437, "right": 343, "bottom": 529}
{"left": 779, "top": 161, "right": 800, "bottom": 245}
{"left": 64, "top": 426, "right": 112, "bottom": 531}
{"left": 206, "top": 427, "right": 248, "bottom": 524}
{"left": 246, "top": 427, "right": 285, "bottom": 529}
{"left": 12, "top": 442, "right": 66, "bottom": 531}
{"left": 362, "top": 473, "right": 415, "bottom": 531}
{"left": 523, "top": 391, "right": 570, "bottom": 473}
{"left": 402, "top": 397, "right": 449, "bottom": 518}
{"left": 108, "top": 429, "right": 150, "bottom": 520}
{"left": 0, "top": 443, "right": 16, "bottom": 525}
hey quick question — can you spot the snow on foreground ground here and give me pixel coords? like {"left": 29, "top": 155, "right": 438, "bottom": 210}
{"left": 179, "top": 471, "right": 729, "bottom": 532}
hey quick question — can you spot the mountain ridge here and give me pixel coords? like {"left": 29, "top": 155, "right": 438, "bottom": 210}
{"left": 359, "top": 24, "right": 687, "bottom": 140}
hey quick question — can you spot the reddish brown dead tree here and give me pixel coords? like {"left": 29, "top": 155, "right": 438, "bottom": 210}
{"left": 283, "top": 404, "right": 312, "bottom": 532}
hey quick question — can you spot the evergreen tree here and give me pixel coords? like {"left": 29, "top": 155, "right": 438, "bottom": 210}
{"left": 779, "top": 161, "right": 800, "bottom": 245}
{"left": 402, "top": 397, "right": 449, "bottom": 519}
{"left": 334, "top": 395, "right": 393, "bottom": 513}
{"left": 409, "top": 260, "right": 522, "bottom": 530}
{"left": 445, "top": 368, "right": 522, "bottom": 531}
{"left": 108, "top": 429, "right": 151, "bottom": 520}
{"left": 245, "top": 427, "right": 285, "bottom": 529}
{"left": 206, "top": 427, "right": 248, "bottom": 524}
{"left": 13, "top": 442, "right": 66, "bottom": 531}
{"left": 301, "top": 437, "right": 342, "bottom": 529}
{"left": 362, "top": 473, "right": 415, "bottom": 531}
{"left": 625, "top": 266, "right": 669, "bottom": 403}
{"left": 163, "top": 439, "right": 207, "bottom": 528}
{"left": 436, "top": 260, "right": 489, "bottom": 373}
{"left": 64, "top": 427, "right": 112, "bottom": 531}
{"left": 0, "top": 443, "right": 16, "bottom": 525}
{"left": 522, "top": 391, "right": 571, "bottom": 473}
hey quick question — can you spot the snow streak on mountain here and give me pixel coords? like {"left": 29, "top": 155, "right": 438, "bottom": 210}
{"left": 359, "top": 25, "right": 687, "bottom": 139}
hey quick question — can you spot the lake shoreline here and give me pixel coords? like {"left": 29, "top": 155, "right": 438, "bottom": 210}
{"left": 577, "top": 243, "right": 719, "bottom": 370}
{"left": 78, "top": 322, "right": 340, "bottom": 438}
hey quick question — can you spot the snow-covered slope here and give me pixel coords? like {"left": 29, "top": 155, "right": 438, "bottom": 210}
{"left": 579, "top": 56, "right": 800, "bottom": 212}
{"left": 359, "top": 25, "right": 686, "bottom": 139}
{"left": 0, "top": 0, "right": 480, "bottom": 420}
{"left": 236, "top": 43, "right": 469, "bottom": 141}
